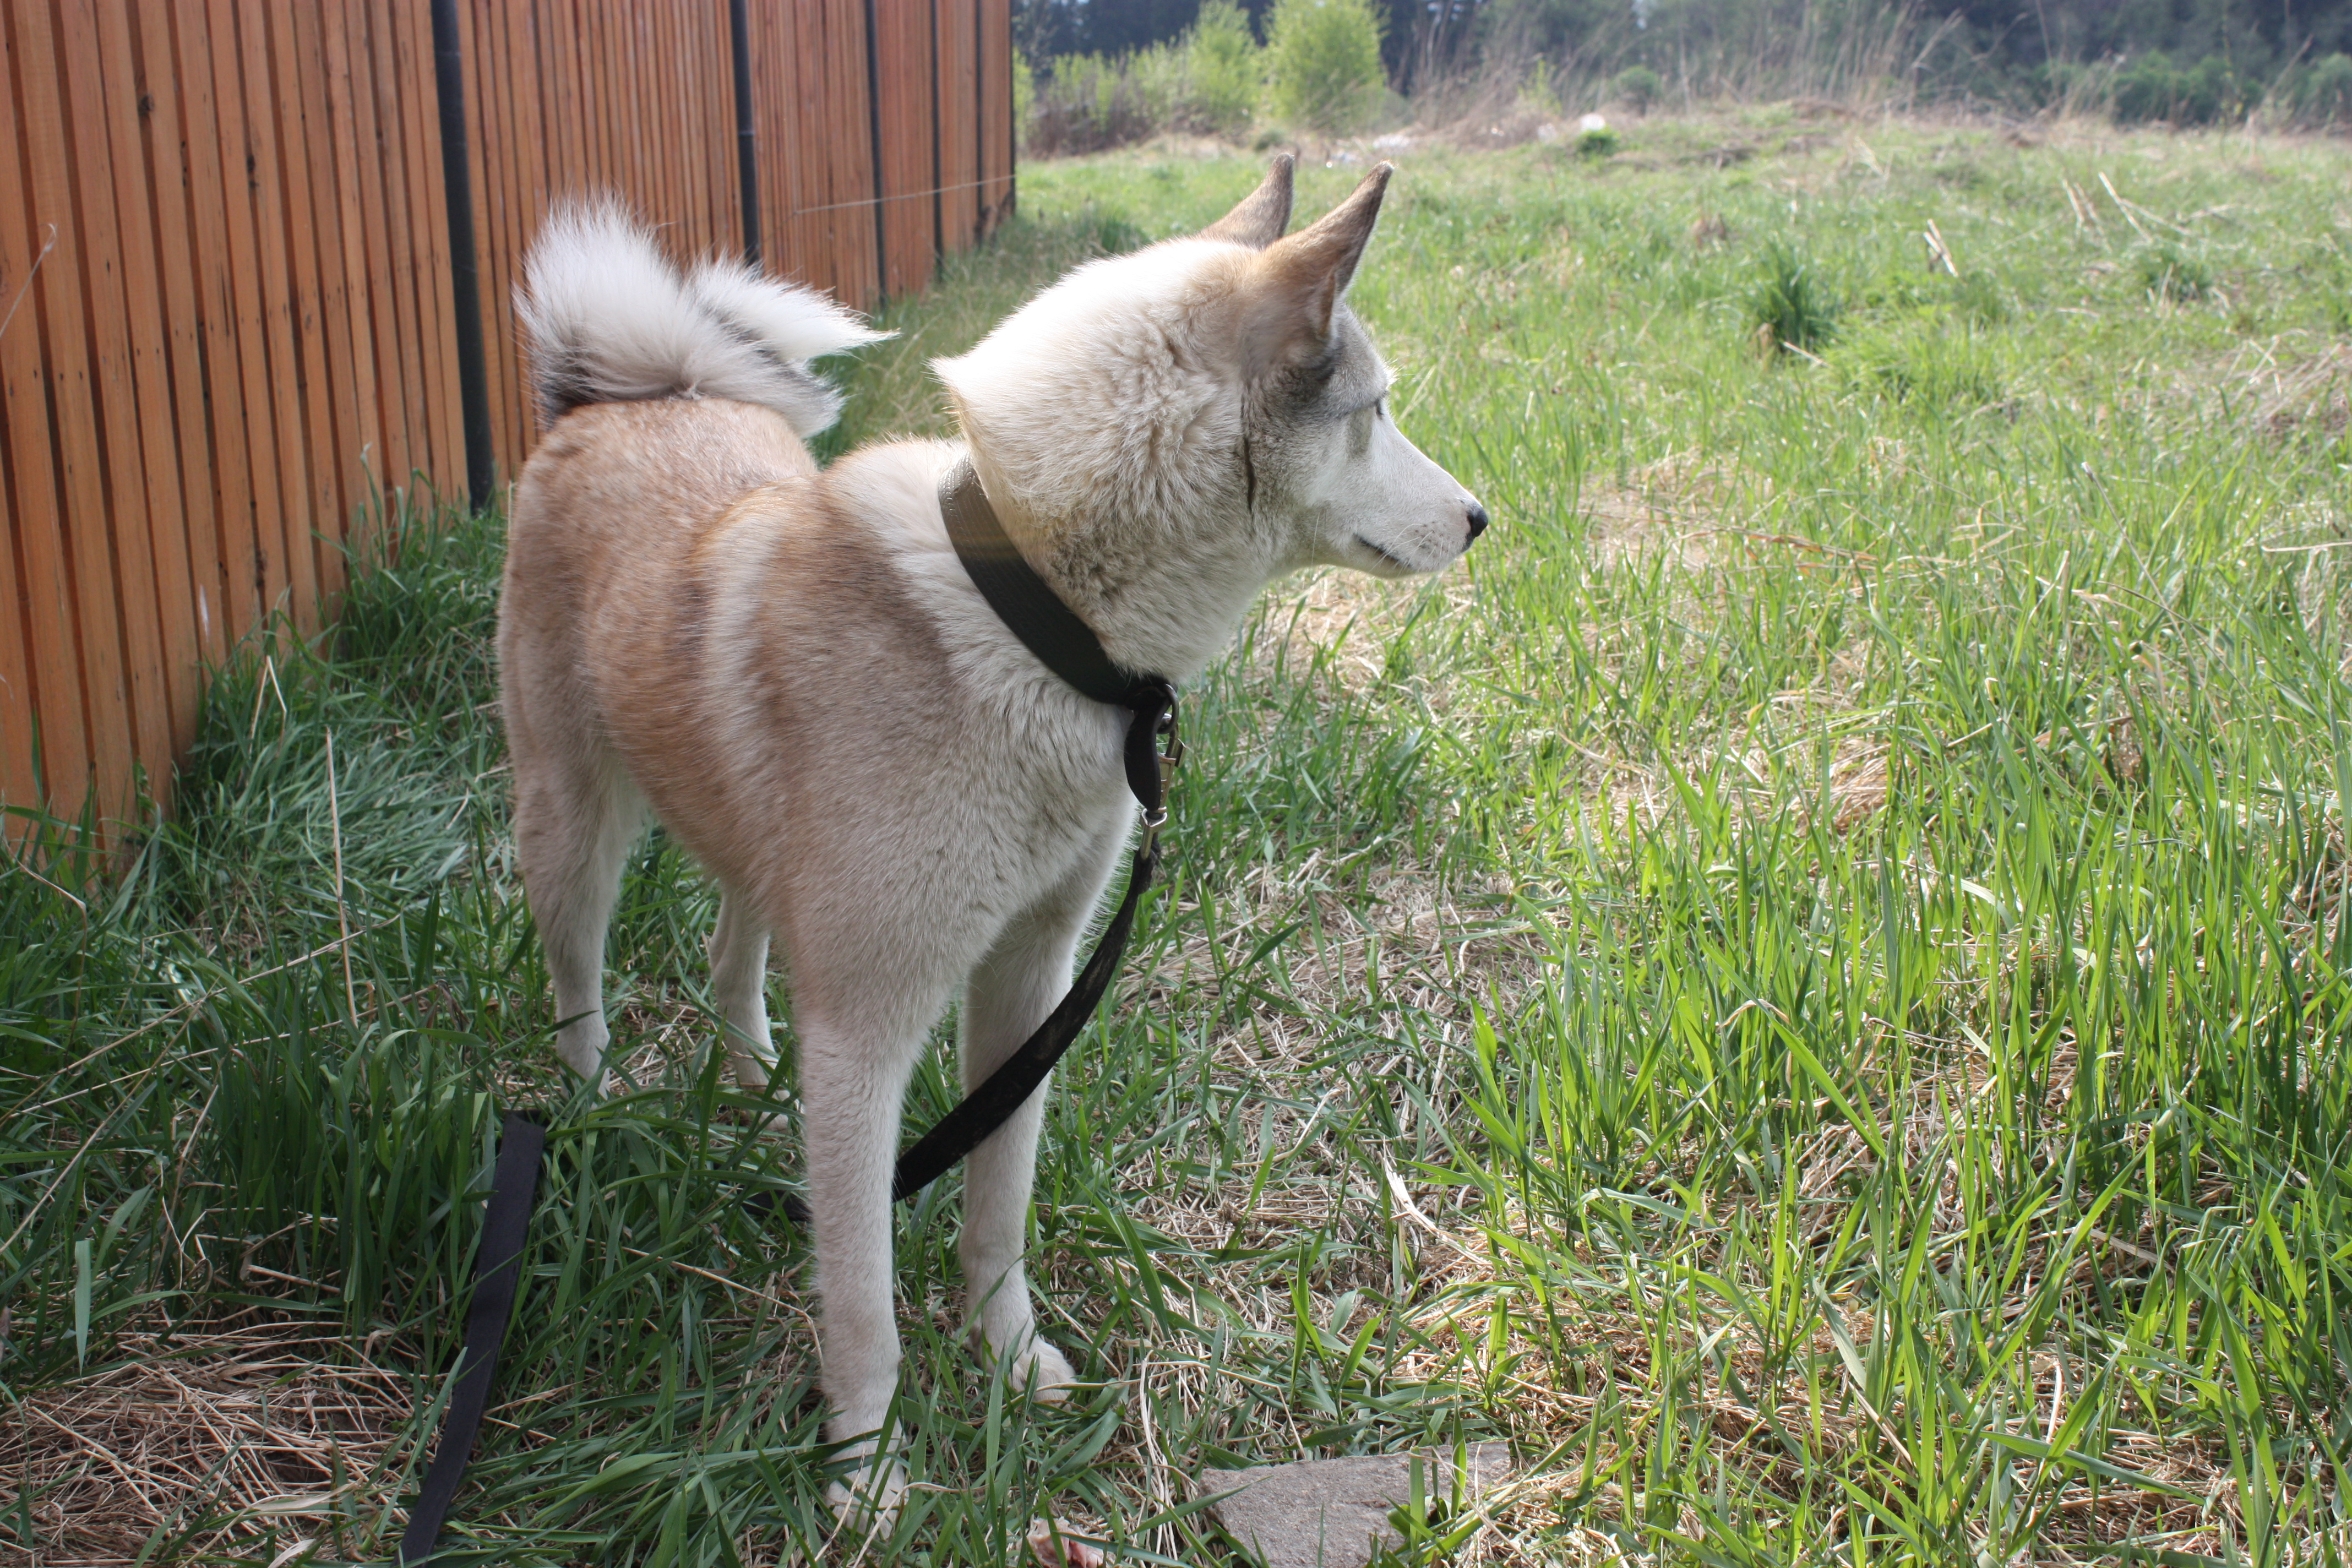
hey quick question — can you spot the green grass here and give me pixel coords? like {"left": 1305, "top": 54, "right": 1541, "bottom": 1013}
{"left": 7, "top": 110, "right": 2352, "bottom": 1564}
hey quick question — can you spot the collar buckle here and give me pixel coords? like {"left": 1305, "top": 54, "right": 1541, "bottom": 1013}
{"left": 1156, "top": 703, "right": 1185, "bottom": 796}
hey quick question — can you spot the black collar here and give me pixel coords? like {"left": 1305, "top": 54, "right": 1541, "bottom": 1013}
{"left": 938, "top": 458, "right": 1170, "bottom": 711}
{"left": 939, "top": 457, "right": 1180, "bottom": 812}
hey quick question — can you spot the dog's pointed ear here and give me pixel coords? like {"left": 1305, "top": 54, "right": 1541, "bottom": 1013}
{"left": 1199, "top": 155, "right": 1295, "bottom": 249}
{"left": 1242, "top": 163, "right": 1391, "bottom": 370}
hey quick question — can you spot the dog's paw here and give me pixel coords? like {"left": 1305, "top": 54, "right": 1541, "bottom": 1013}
{"left": 1027, "top": 1517, "right": 1107, "bottom": 1567}
{"left": 825, "top": 1458, "right": 906, "bottom": 1539}
{"left": 1004, "top": 1337, "right": 1079, "bottom": 1404}
{"left": 725, "top": 1050, "right": 776, "bottom": 1094}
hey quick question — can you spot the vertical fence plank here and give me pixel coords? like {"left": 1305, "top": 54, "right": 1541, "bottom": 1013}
{"left": 778, "top": 0, "right": 826, "bottom": 294}
{"left": 619, "top": 5, "right": 652, "bottom": 209}
{"left": 771, "top": 0, "right": 818, "bottom": 286}
{"left": 582, "top": 0, "right": 617, "bottom": 197}
{"left": 57, "top": 0, "right": 179, "bottom": 818}
{"left": 1, "top": 5, "right": 94, "bottom": 825}
{"left": 835, "top": 0, "right": 880, "bottom": 308}
{"left": 225, "top": 0, "right": 325, "bottom": 634}
{"left": 750, "top": 0, "right": 807, "bottom": 289}
{"left": 99, "top": 0, "right": 206, "bottom": 762}
{"left": 0, "top": 472, "right": 37, "bottom": 836}
{"left": 536, "top": 0, "right": 571, "bottom": 195}
{"left": 389, "top": 0, "right": 462, "bottom": 508}
{"left": 194, "top": 0, "right": 292, "bottom": 638}
{"left": 874, "top": 0, "right": 935, "bottom": 300}
{"left": 251, "top": 0, "right": 336, "bottom": 620}
{"left": 0, "top": 166, "right": 40, "bottom": 823}
{"left": 695, "top": 2, "right": 726, "bottom": 252}
{"left": 585, "top": 0, "right": 619, "bottom": 198}
{"left": 707, "top": 1, "right": 730, "bottom": 249}
{"left": 534, "top": 0, "right": 579, "bottom": 235}
{"left": 655, "top": 5, "right": 684, "bottom": 234}
{"left": 128, "top": 0, "right": 228, "bottom": 674}
{"left": 160, "top": 0, "right": 257, "bottom": 660}
{"left": 14, "top": 0, "right": 140, "bottom": 828}
{"left": 934, "top": 0, "right": 978, "bottom": 253}
{"left": 342, "top": 0, "right": 421, "bottom": 504}
{"left": 979, "top": 0, "right": 1010, "bottom": 234}
{"left": 496, "top": 0, "right": 545, "bottom": 468}
{"left": 656, "top": 5, "right": 686, "bottom": 241}
{"left": 315, "top": 0, "right": 390, "bottom": 558}
{"left": 58, "top": 0, "right": 187, "bottom": 798}
{"left": 603, "top": 0, "right": 634, "bottom": 198}
{"left": 462, "top": 0, "right": 516, "bottom": 475}
{"left": 386, "top": 0, "right": 447, "bottom": 501}
{"left": 282, "top": 0, "right": 366, "bottom": 612}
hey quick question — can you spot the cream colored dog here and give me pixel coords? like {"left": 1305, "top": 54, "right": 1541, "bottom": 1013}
{"left": 499, "top": 160, "right": 1485, "bottom": 1511}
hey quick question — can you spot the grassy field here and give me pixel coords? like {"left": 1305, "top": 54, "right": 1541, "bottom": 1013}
{"left": 7, "top": 107, "right": 2352, "bottom": 1565}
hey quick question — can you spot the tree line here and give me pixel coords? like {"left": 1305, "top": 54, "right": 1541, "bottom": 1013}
{"left": 1014, "top": 0, "right": 2352, "bottom": 123}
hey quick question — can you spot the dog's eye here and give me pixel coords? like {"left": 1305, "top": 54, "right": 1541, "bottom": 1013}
{"left": 1373, "top": 397, "right": 1386, "bottom": 420}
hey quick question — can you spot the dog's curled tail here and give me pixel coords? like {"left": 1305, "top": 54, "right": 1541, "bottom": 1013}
{"left": 517, "top": 198, "right": 889, "bottom": 438}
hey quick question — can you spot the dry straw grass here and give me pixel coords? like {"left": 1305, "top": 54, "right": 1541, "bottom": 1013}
{"left": 3, "top": 1322, "right": 415, "bottom": 1566}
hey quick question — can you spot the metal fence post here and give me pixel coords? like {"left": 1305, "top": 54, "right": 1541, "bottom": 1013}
{"left": 731, "top": 0, "right": 761, "bottom": 267}
{"left": 429, "top": 0, "right": 495, "bottom": 513}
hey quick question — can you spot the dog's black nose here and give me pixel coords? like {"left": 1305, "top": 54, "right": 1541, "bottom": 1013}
{"left": 1464, "top": 502, "right": 1489, "bottom": 542}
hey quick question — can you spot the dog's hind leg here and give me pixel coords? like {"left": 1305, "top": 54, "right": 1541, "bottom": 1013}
{"left": 955, "top": 820, "right": 1128, "bottom": 1403}
{"left": 514, "top": 751, "right": 643, "bottom": 1086}
{"left": 706, "top": 891, "right": 776, "bottom": 1090}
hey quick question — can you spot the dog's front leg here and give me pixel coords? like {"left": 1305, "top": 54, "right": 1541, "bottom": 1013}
{"left": 957, "top": 823, "right": 1127, "bottom": 1401}
{"left": 799, "top": 1006, "right": 925, "bottom": 1522}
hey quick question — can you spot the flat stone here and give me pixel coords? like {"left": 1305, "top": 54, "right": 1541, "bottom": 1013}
{"left": 1195, "top": 1444, "right": 1515, "bottom": 1568}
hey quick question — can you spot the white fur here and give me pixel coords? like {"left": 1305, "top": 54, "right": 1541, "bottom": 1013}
{"left": 687, "top": 255, "right": 890, "bottom": 367}
{"left": 516, "top": 199, "right": 886, "bottom": 436}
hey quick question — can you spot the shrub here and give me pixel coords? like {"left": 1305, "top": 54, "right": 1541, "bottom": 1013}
{"left": 1520, "top": 57, "right": 1561, "bottom": 117}
{"left": 2183, "top": 53, "right": 2242, "bottom": 122}
{"left": 1751, "top": 241, "right": 1837, "bottom": 355}
{"left": 1026, "top": 53, "right": 1156, "bottom": 157}
{"left": 2279, "top": 53, "right": 2352, "bottom": 126}
{"left": 1266, "top": 0, "right": 1386, "bottom": 137}
{"left": 1185, "top": 1, "right": 1264, "bottom": 138}
{"left": 1613, "top": 64, "right": 1663, "bottom": 111}
{"left": 1020, "top": 6, "right": 1265, "bottom": 156}
{"left": 1128, "top": 39, "right": 1189, "bottom": 128}
{"left": 2111, "top": 51, "right": 2243, "bottom": 126}
{"left": 2110, "top": 51, "right": 2177, "bottom": 122}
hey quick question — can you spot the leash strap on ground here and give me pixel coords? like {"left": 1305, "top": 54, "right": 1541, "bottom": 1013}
{"left": 396, "top": 1111, "right": 547, "bottom": 1566}
{"left": 766, "top": 464, "right": 1182, "bottom": 1226}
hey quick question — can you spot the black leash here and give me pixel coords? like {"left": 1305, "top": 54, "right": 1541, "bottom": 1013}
{"left": 396, "top": 1112, "right": 546, "bottom": 1566}
{"left": 395, "top": 458, "right": 1177, "bottom": 1559}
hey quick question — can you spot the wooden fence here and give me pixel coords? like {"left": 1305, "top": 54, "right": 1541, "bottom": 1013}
{"left": 0, "top": 0, "right": 1013, "bottom": 842}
